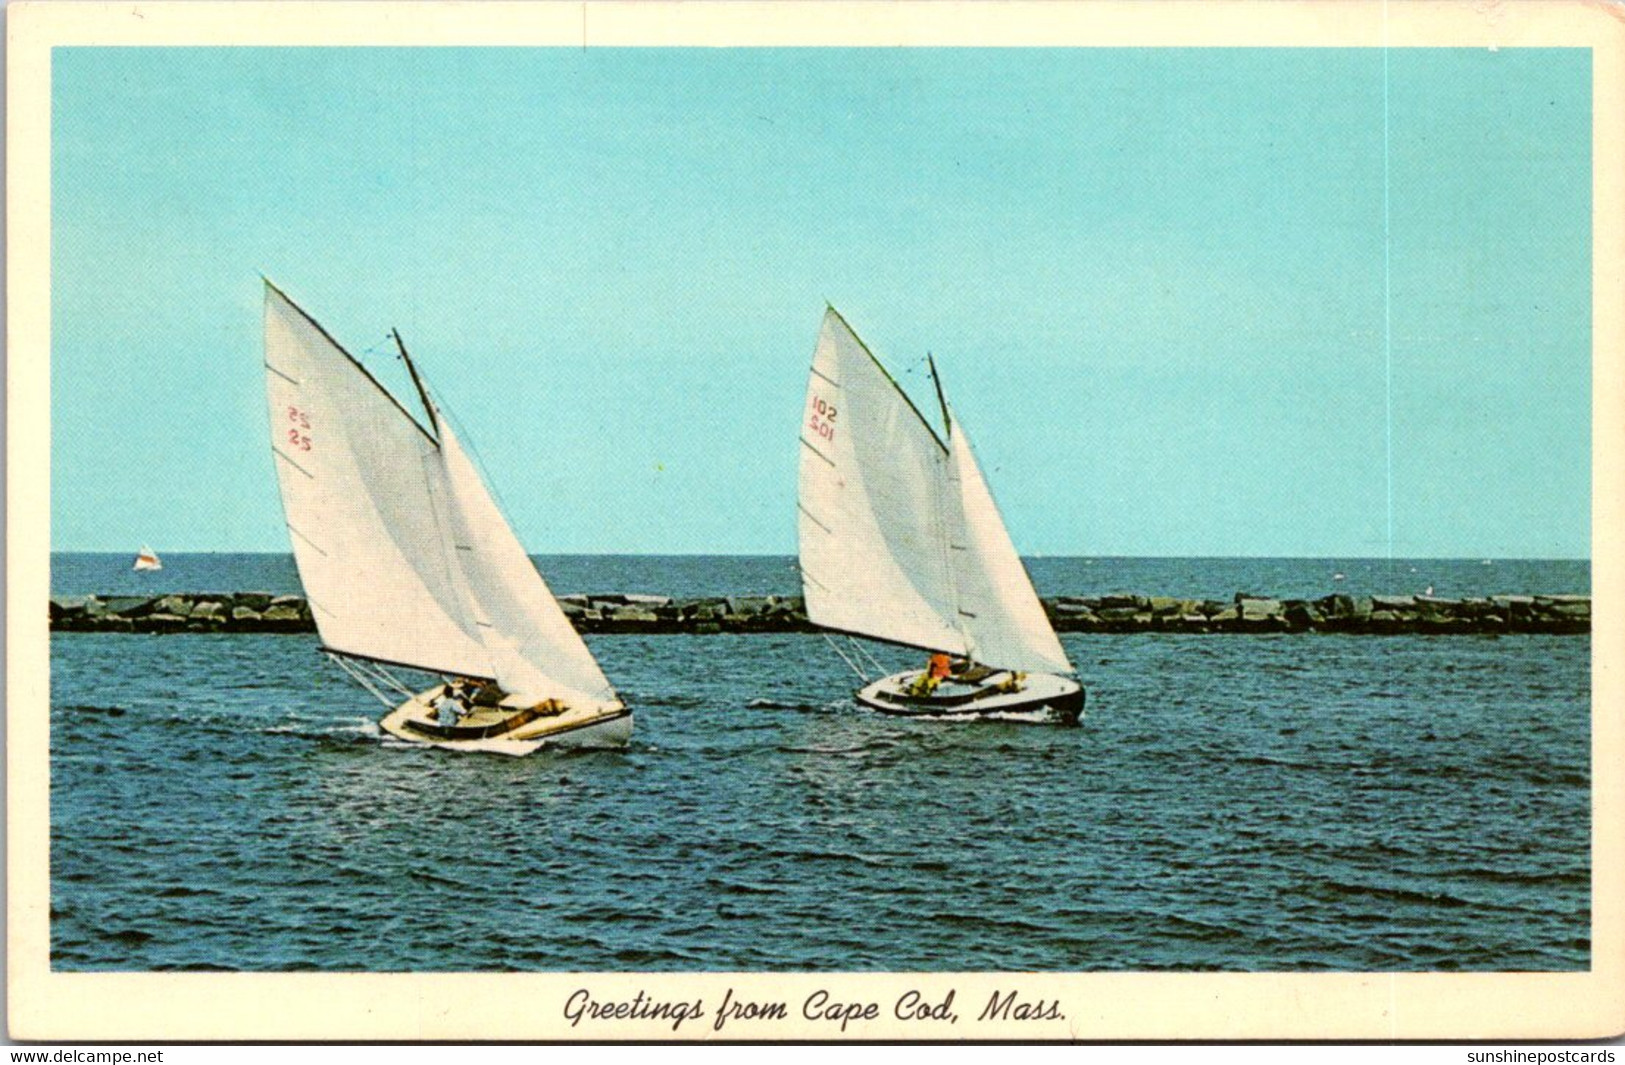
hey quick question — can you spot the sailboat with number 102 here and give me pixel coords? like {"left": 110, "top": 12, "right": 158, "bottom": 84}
{"left": 262, "top": 280, "right": 631, "bottom": 753}
{"left": 796, "top": 307, "right": 1084, "bottom": 725}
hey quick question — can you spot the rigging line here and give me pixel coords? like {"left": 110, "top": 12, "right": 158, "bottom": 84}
{"left": 824, "top": 632, "right": 870, "bottom": 684}
{"left": 329, "top": 652, "right": 401, "bottom": 710}
{"left": 808, "top": 365, "right": 841, "bottom": 389}
{"left": 811, "top": 618, "right": 965, "bottom": 659}
{"left": 358, "top": 659, "right": 418, "bottom": 698}
{"left": 849, "top": 635, "right": 885, "bottom": 676}
{"left": 358, "top": 334, "right": 395, "bottom": 359}
{"left": 429, "top": 381, "right": 531, "bottom": 550}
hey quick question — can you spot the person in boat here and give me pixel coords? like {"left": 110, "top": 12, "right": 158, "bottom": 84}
{"left": 928, "top": 653, "right": 952, "bottom": 680}
{"left": 433, "top": 678, "right": 476, "bottom": 726}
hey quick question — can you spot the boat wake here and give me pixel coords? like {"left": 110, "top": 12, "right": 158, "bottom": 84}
{"left": 907, "top": 705, "right": 1083, "bottom": 726}
{"left": 746, "top": 697, "right": 826, "bottom": 713}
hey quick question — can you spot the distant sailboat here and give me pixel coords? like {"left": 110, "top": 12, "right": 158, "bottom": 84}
{"left": 133, "top": 545, "right": 162, "bottom": 572}
{"left": 262, "top": 280, "right": 630, "bottom": 753}
{"left": 796, "top": 307, "right": 1084, "bottom": 725}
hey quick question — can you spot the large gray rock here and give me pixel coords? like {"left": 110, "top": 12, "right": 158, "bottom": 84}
{"left": 1371, "top": 595, "right": 1416, "bottom": 610}
{"left": 89, "top": 596, "right": 155, "bottom": 617}
{"left": 234, "top": 592, "right": 274, "bottom": 612}
{"left": 1283, "top": 600, "right": 1321, "bottom": 627}
{"left": 50, "top": 596, "right": 95, "bottom": 620}
{"left": 684, "top": 600, "right": 727, "bottom": 621}
{"left": 153, "top": 595, "right": 194, "bottom": 617}
{"left": 1240, "top": 598, "right": 1283, "bottom": 620}
{"left": 726, "top": 596, "right": 774, "bottom": 616}
{"left": 592, "top": 593, "right": 672, "bottom": 608}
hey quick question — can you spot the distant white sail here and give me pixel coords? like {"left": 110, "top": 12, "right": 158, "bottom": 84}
{"left": 796, "top": 307, "right": 1072, "bottom": 675}
{"left": 133, "top": 545, "right": 162, "bottom": 572}
{"left": 432, "top": 415, "right": 622, "bottom": 712}
{"left": 263, "top": 284, "right": 493, "bottom": 678}
{"left": 796, "top": 308, "right": 968, "bottom": 656}
{"left": 944, "top": 415, "right": 1074, "bottom": 675}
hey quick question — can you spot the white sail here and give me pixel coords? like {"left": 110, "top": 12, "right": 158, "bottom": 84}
{"left": 262, "top": 283, "right": 493, "bottom": 678}
{"left": 945, "top": 415, "right": 1074, "bottom": 675}
{"left": 133, "top": 545, "right": 161, "bottom": 571}
{"left": 432, "top": 414, "right": 622, "bottom": 712}
{"left": 796, "top": 308, "right": 968, "bottom": 655}
{"left": 797, "top": 307, "right": 1073, "bottom": 676}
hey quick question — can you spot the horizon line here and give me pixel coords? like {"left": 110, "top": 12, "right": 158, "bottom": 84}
{"left": 48, "top": 549, "right": 1595, "bottom": 563}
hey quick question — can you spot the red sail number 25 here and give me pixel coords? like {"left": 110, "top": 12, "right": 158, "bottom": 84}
{"left": 286, "top": 406, "right": 313, "bottom": 451}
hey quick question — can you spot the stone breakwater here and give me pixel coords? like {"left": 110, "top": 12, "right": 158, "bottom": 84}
{"left": 49, "top": 591, "right": 1591, "bottom": 635}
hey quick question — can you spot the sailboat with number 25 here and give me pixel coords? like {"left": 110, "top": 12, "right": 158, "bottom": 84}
{"left": 262, "top": 280, "right": 630, "bottom": 754}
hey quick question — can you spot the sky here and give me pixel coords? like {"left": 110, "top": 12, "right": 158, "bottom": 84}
{"left": 50, "top": 47, "right": 1591, "bottom": 557}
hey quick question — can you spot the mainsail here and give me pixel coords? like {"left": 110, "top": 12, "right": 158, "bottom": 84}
{"left": 795, "top": 307, "right": 1073, "bottom": 676}
{"left": 797, "top": 308, "right": 967, "bottom": 656}
{"left": 262, "top": 281, "right": 620, "bottom": 710}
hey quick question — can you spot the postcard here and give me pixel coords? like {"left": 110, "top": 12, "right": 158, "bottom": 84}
{"left": 8, "top": 0, "right": 1623, "bottom": 1043}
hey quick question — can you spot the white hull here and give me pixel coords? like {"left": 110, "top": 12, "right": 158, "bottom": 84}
{"left": 378, "top": 685, "right": 631, "bottom": 756}
{"left": 856, "top": 668, "right": 1083, "bottom": 725}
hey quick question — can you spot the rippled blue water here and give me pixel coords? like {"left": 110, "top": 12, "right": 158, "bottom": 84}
{"left": 50, "top": 555, "right": 1590, "bottom": 972}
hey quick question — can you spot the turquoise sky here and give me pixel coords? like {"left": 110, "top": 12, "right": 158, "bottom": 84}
{"left": 51, "top": 47, "right": 1591, "bottom": 557}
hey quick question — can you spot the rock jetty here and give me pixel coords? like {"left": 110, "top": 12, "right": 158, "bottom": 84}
{"left": 48, "top": 591, "right": 1591, "bottom": 635}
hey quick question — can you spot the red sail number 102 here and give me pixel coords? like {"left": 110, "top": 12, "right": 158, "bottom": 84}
{"left": 808, "top": 396, "right": 838, "bottom": 442}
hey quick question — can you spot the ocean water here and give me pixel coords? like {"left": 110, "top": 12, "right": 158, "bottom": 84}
{"left": 51, "top": 552, "right": 1592, "bottom": 601}
{"left": 49, "top": 556, "right": 1590, "bottom": 971}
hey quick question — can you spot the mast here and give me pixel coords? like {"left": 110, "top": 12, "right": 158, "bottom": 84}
{"left": 826, "top": 305, "right": 947, "bottom": 454}
{"left": 927, "top": 353, "right": 973, "bottom": 661}
{"left": 394, "top": 328, "right": 441, "bottom": 437}
{"left": 927, "top": 354, "right": 951, "bottom": 437}
{"left": 263, "top": 278, "right": 436, "bottom": 445}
